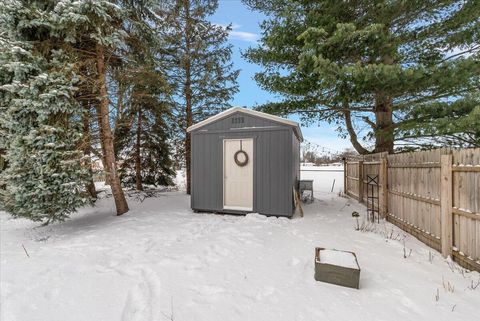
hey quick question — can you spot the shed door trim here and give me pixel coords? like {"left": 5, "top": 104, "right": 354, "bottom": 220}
{"left": 223, "top": 138, "right": 254, "bottom": 211}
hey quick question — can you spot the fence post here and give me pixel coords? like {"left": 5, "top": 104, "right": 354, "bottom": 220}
{"left": 358, "top": 159, "right": 364, "bottom": 203}
{"left": 440, "top": 154, "right": 453, "bottom": 258}
{"left": 379, "top": 154, "right": 388, "bottom": 218}
{"left": 343, "top": 158, "right": 347, "bottom": 196}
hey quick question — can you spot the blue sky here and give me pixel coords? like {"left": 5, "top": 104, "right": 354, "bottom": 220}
{"left": 210, "top": 0, "right": 353, "bottom": 153}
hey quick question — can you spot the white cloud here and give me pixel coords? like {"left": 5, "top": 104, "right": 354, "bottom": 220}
{"left": 229, "top": 30, "right": 259, "bottom": 42}
{"left": 445, "top": 45, "right": 476, "bottom": 59}
{"left": 215, "top": 23, "right": 259, "bottom": 43}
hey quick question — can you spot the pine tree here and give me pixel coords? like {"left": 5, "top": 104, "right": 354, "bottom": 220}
{"left": 113, "top": 53, "right": 176, "bottom": 190}
{"left": 111, "top": 1, "right": 176, "bottom": 190}
{"left": 0, "top": 1, "right": 89, "bottom": 223}
{"left": 80, "top": 99, "right": 97, "bottom": 199}
{"left": 244, "top": 0, "right": 480, "bottom": 152}
{"left": 400, "top": 94, "right": 480, "bottom": 147}
{"left": 52, "top": 0, "right": 130, "bottom": 215}
{"left": 116, "top": 98, "right": 176, "bottom": 189}
{"left": 0, "top": 0, "right": 133, "bottom": 219}
{"left": 160, "top": 0, "right": 239, "bottom": 194}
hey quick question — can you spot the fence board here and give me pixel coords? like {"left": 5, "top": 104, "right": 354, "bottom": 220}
{"left": 386, "top": 149, "right": 446, "bottom": 240}
{"left": 344, "top": 148, "right": 480, "bottom": 272}
{"left": 452, "top": 148, "right": 480, "bottom": 268}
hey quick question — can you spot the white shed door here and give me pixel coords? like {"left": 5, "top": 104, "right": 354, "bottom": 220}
{"left": 223, "top": 139, "right": 253, "bottom": 211}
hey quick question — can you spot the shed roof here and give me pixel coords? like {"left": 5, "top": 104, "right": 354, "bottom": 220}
{"left": 186, "top": 107, "right": 303, "bottom": 141}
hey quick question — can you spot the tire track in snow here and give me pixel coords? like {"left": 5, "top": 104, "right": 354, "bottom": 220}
{"left": 121, "top": 268, "right": 162, "bottom": 321}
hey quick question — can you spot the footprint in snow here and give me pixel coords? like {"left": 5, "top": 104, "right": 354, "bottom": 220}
{"left": 255, "top": 286, "right": 276, "bottom": 300}
{"left": 192, "top": 285, "right": 226, "bottom": 296}
{"left": 121, "top": 268, "right": 162, "bottom": 321}
{"left": 209, "top": 244, "right": 232, "bottom": 257}
{"left": 289, "top": 257, "right": 301, "bottom": 266}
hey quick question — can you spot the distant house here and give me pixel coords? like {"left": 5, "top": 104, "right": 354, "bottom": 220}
{"left": 187, "top": 107, "right": 303, "bottom": 217}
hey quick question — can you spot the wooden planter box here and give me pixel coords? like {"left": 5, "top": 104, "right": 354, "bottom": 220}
{"left": 314, "top": 247, "right": 360, "bottom": 289}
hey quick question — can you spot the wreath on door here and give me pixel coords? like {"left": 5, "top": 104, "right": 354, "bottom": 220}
{"left": 234, "top": 140, "right": 249, "bottom": 167}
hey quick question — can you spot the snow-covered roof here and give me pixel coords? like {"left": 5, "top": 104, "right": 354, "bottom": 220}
{"left": 186, "top": 107, "right": 303, "bottom": 141}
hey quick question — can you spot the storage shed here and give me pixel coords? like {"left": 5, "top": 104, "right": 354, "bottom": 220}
{"left": 187, "top": 107, "right": 303, "bottom": 217}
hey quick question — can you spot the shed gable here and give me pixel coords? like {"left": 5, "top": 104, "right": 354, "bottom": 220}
{"left": 187, "top": 107, "right": 303, "bottom": 141}
{"left": 196, "top": 111, "right": 282, "bottom": 132}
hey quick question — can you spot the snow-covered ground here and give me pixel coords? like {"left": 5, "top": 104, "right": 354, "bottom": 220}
{"left": 1, "top": 168, "right": 479, "bottom": 321}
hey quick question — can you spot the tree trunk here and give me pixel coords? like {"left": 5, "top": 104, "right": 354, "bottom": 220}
{"left": 81, "top": 101, "right": 97, "bottom": 199}
{"left": 94, "top": 103, "right": 110, "bottom": 185}
{"left": 343, "top": 106, "right": 369, "bottom": 155}
{"left": 95, "top": 107, "right": 111, "bottom": 185}
{"left": 95, "top": 43, "right": 129, "bottom": 215}
{"left": 373, "top": 53, "right": 395, "bottom": 154}
{"left": 185, "top": 112, "right": 192, "bottom": 195}
{"left": 135, "top": 108, "right": 143, "bottom": 191}
{"left": 184, "top": 0, "right": 193, "bottom": 195}
{"left": 373, "top": 92, "right": 394, "bottom": 153}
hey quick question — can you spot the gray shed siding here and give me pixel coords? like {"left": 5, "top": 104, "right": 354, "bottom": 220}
{"left": 292, "top": 131, "right": 301, "bottom": 191}
{"left": 190, "top": 111, "right": 300, "bottom": 217}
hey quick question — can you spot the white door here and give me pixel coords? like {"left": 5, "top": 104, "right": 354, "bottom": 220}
{"left": 223, "top": 138, "right": 253, "bottom": 211}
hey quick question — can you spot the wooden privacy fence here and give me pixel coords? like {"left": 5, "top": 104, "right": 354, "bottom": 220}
{"left": 344, "top": 148, "right": 480, "bottom": 272}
